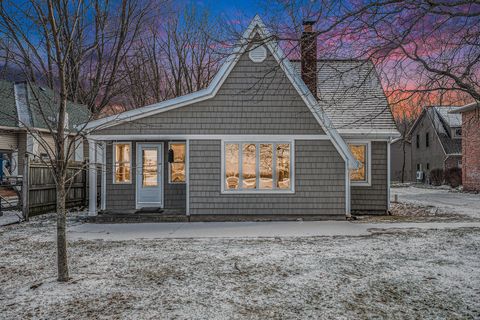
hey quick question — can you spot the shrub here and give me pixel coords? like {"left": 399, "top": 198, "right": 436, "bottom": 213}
{"left": 429, "top": 169, "right": 444, "bottom": 186}
{"left": 445, "top": 167, "right": 462, "bottom": 188}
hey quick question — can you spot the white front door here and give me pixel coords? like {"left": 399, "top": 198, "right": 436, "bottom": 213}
{"left": 136, "top": 143, "right": 163, "bottom": 209}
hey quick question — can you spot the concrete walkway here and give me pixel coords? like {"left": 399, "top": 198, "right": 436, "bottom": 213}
{"left": 68, "top": 220, "right": 480, "bottom": 241}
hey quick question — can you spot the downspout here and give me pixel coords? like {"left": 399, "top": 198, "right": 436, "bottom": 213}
{"left": 345, "top": 158, "right": 351, "bottom": 219}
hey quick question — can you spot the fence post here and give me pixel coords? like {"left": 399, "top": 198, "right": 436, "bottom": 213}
{"left": 22, "top": 153, "right": 30, "bottom": 221}
{"left": 83, "top": 160, "right": 88, "bottom": 208}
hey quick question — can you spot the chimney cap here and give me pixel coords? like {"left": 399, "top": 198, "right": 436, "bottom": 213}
{"left": 302, "top": 20, "right": 315, "bottom": 33}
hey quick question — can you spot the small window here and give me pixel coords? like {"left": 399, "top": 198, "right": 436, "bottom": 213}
{"left": 453, "top": 127, "right": 462, "bottom": 138}
{"left": 426, "top": 132, "right": 429, "bottom": 148}
{"left": 223, "top": 141, "right": 293, "bottom": 192}
{"left": 348, "top": 142, "right": 370, "bottom": 185}
{"left": 417, "top": 163, "right": 422, "bottom": 171}
{"left": 416, "top": 134, "right": 420, "bottom": 148}
{"left": 113, "top": 143, "right": 131, "bottom": 183}
{"left": 169, "top": 142, "right": 186, "bottom": 183}
{"left": 426, "top": 163, "right": 430, "bottom": 170}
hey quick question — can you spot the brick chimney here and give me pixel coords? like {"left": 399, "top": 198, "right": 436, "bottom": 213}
{"left": 301, "top": 20, "right": 317, "bottom": 97}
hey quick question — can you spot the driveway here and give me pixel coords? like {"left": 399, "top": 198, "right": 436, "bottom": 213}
{"left": 391, "top": 186, "right": 480, "bottom": 219}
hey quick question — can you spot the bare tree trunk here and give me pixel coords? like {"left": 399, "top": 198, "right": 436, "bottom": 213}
{"left": 401, "top": 139, "right": 406, "bottom": 183}
{"left": 56, "top": 174, "right": 69, "bottom": 282}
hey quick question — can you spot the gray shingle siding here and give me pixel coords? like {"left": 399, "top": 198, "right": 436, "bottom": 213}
{"left": 189, "top": 139, "right": 346, "bottom": 215}
{"left": 95, "top": 52, "right": 325, "bottom": 136}
{"left": 105, "top": 141, "right": 186, "bottom": 212}
{"left": 351, "top": 141, "right": 388, "bottom": 213}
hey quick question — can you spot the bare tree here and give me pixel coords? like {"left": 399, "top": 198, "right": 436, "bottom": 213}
{"left": 121, "top": 4, "right": 222, "bottom": 109}
{"left": 0, "top": 0, "right": 153, "bottom": 282}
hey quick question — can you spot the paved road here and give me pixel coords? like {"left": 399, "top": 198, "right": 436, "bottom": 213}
{"left": 391, "top": 186, "right": 480, "bottom": 219}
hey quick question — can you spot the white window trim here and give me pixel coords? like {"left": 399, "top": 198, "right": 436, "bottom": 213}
{"left": 348, "top": 140, "right": 372, "bottom": 187}
{"left": 168, "top": 141, "right": 186, "bottom": 184}
{"left": 112, "top": 142, "right": 132, "bottom": 184}
{"left": 220, "top": 140, "right": 295, "bottom": 194}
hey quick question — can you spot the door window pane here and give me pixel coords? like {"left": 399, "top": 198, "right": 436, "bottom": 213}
{"left": 170, "top": 143, "right": 186, "bottom": 183}
{"left": 225, "top": 144, "right": 239, "bottom": 189}
{"left": 114, "top": 143, "right": 131, "bottom": 183}
{"left": 276, "top": 144, "right": 290, "bottom": 189}
{"left": 349, "top": 144, "right": 367, "bottom": 181}
{"left": 242, "top": 144, "right": 256, "bottom": 189}
{"left": 259, "top": 144, "right": 273, "bottom": 189}
{"left": 142, "top": 149, "right": 158, "bottom": 187}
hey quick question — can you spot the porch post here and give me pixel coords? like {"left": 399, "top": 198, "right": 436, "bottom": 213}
{"left": 100, "top": 142, "right": 106, "bottom": 211}
{"left": 88, "top": 139, "right": 97, "bottom": 216}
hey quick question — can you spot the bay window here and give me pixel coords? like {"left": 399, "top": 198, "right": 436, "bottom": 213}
{"left": 113, "top": 142, "right": 131, "bottom": 184}
{"left": 348, "top": 142, "right": 371, "bottom": 186}
{"left": 223, "top": 141, "right": 293, "bottom": 192}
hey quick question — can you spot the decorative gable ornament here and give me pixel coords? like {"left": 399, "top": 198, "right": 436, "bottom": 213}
{"left": 248, "top": 45, "right": 267, "bottom": 63}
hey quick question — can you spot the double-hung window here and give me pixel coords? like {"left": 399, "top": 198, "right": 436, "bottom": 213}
{"left": 222, "top": 141, "right": 294, "bottom": 193}
{"left": 113, "top": 142, "right": 131, "bottom": 184}
{"left": 348, "top": 142, "right": 371, "bottom": 186}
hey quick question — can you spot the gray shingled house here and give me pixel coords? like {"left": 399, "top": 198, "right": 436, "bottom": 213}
{"left": 0, "top": 80, "right": 90, "bottom": 177}
{"left": 407, "top": 106, "right": 462, "bottom": 183}
{"left": 83, "top": 16, "right": 400, "bottom": 220}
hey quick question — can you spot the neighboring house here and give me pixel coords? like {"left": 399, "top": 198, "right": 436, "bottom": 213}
{"left": 450, "top": 102, "right": 480, "bottom": 192}
{"left": 407, "top": 106, "right": 462, "bottom": 183}
{"left": 83, "top": 16, "right": 400, "bottom": 219}
{"left": 0, "top": 80, "right": 90, "bottom": 177}
{"left": 390, "top": 137, "right": 412, "bottom": 182}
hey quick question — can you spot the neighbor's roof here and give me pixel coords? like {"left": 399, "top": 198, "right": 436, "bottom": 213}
{"left": 449, "top": 101, "right": 479, "bottom": 114}
{"left": 0, "top": 80, "right": 17, "bottom": 127}
{"left": 433, "top": 106, "right": 462, "bottom": 127}
{"left": 0, "top": 80, "right": 90, "bottom": 131}
{"left": 429, "top": 107, "right": 462, "bottom": 154}
{"left": 291, "top": 60, "right": 397, "bottom": 131}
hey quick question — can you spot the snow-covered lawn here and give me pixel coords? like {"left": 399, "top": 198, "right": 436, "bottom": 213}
{"left": 391, "top": 185, "right": 480, "bottom": 219}
{"left": 1, "top": 214, "right": 479, "bottom": 319}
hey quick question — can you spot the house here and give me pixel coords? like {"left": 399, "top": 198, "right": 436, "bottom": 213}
{"left": 407, "top": 106, "right": 462, "bottom": 182}
{"left": 390, "top": 137, "right": 412, "bottom": 182}
{"left": 450, "top": 102, "right": 480, "bottom": 192}
{"left": 0, "top": 80, "right": 90, "bottom": 177}
{"left": 83, "top": 16, "right": 400, "bottom": 219}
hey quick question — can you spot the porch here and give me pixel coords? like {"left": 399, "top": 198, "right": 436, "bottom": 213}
{"left": 87, "top": 139, "right": 188, "bottom": 217}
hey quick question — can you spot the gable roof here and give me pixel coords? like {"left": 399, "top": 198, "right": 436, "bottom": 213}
{"left": 291, "top": 60, "right": 397, "bottom": 131}
{"left": 85, "top": 15, "right": 358, "bottom": 168}
{"left": 0, "top": 80, "right": 90, "bottom": 131}
{"left": 408, "top": 106, "right": 462, "bottom": 155}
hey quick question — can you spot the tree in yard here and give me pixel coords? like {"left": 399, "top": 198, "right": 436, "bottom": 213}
{"left": 0, "top": 0, "right": 153, "bottom": 282}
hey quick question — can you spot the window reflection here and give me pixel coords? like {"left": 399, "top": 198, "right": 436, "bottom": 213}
{"left": 349, "top": 144, "right": 366, "bottom": 181}
{"left": 225, "top": 144, "right": 239, "bottom": 189}
{"left": 115, "top": 143, "right": 131, "bottom": 183}
{"left": 242, "top": 144, "right": 256, "bottom": 189}
{"left": 224, "top": 142, "right": 292, "bottom": 191}
{"left": 276, "top": 144, "right": 290, "bottom": 189}
{"left": 170, "top": 143, "right": 186, "bottom": 183}
{"left": 260, "top": 144, "right": 273, "bottom": 189}
{"left": 142, "top": 149, "right": 158, "bottom": 187}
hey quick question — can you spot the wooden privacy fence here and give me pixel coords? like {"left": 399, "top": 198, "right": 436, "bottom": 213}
{"left": 23, "top": 160, "right": 88, "bottom": 217}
